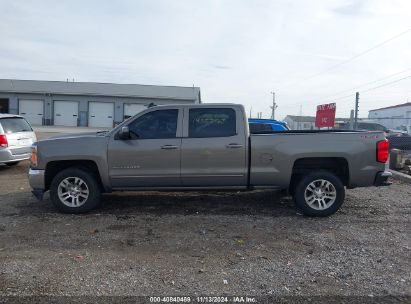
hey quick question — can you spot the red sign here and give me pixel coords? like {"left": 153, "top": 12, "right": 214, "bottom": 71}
{"left": 315, "top": 103, "right": 336, "bottom": 128}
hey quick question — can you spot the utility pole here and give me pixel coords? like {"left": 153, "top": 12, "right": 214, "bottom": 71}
{"left": 354, "top": 92, "right": 359, "bottom": 130}
{"left": 270, "top": 92, "right": 277, "bottom": 120}
{"left": 349, "top": 109, "right": 355, "bottom": 130}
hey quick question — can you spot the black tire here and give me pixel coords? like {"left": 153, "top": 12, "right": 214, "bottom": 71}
{"left": 50, "top": 167, "right": 101, "bottom": 214}
{"left": 293, "top": 170, "right": 345, "bottom": 217}
{"left": 6, "top": 161, "right": 19, "bottom": 166}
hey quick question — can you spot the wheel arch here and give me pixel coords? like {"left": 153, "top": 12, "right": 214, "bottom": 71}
{"left": 45, "top": 160, "right": 105, "bottom": 192}
{"left": 289, "top": 157, "right": 349, "bottom": 195}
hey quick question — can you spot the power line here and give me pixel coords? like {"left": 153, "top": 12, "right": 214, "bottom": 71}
{"left": 314, "top": 73, "right": 411, "bottom": 106}
{"left": 282, "top": 74, "right": 411, "bottom": 110}
{"left": 314, "top": 67, "right": 411, "bottom": 101}
{"left": 361, "top": 75, "right": 411, "bottom": 93}
{"left": 278, "top": 28, "right": 411, "bottom": 89}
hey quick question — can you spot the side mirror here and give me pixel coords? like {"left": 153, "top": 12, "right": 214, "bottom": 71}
{"left": 118, "top": 126, "right": 130, "bottom": 140}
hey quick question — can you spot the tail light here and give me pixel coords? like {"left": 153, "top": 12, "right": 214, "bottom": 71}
{"left": 0, "top": 135, "right": 8, "bottom": 148}
{"left": 30, "top": 145, "right": 38, "bottom": 167}
{"left": 377, "top": 139, "right": 389, "bottom": 163}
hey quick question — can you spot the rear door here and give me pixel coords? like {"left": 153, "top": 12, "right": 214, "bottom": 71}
{"left": 108, "top": 107, "right": 182, "bottom": 187}
{"left": 181, "top": 106, "right": 247, "bottom": 186}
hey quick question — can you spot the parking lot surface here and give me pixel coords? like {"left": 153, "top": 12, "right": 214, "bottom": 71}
{"left": 0, "top": 131, "right": 410, "bottom": 299}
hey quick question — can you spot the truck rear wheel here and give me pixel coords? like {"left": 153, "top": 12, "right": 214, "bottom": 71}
{"left": 293, "top": 171, "right": 345, "bottom": 217}
{"left": 50, "top": 167, "right": 101, "bottom": 213}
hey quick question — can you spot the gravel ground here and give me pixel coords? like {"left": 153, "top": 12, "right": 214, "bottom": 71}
{"left": 0, "top": 129, "right": 410, "bottom": 301}
{"left": 0, "top": 160, "right": 410, "bottom": 301}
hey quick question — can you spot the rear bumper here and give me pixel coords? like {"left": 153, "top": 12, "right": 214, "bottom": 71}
{"left": 374, "top": 171, "right": 392, "bottom": 187}
{"left": 28, "top": 168, "right": 46, "bottom": 200}
{"left": 0, "top": 149, "right": 30, "bottom": 163}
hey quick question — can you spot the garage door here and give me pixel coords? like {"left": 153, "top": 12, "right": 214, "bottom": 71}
{"left": 124, "top": 103, "right": 147, "bottom": 120}
{"left": 19, "top": 99, "right": 44, "bottom": 125}
{"left": 88, "top": 101, "right": 114, "bottom": 128}
{"left": 54, "top": 101, "right": 79, "bottom": 127}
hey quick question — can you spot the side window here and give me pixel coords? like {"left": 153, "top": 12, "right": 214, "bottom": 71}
{"left": 127, "top": 109, "right": 178, "bottom": 139}
{"left": 249, "top": 123, "right": 272, "bottom": 133}
{"left": 189, "top": 108, "right": 236, "bottom": 138}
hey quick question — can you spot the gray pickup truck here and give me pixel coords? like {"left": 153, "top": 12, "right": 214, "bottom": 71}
{"left": 28, "top": 104, "right": 391, "bottom": 216}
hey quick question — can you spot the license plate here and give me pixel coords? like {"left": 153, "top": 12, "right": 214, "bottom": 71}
{"left": 19, "top": 139, "right": 31, "bottom": 146}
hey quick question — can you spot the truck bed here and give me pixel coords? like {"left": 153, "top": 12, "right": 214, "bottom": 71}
{"left": 249, "top": 130, "right": 386, "bottom": 188}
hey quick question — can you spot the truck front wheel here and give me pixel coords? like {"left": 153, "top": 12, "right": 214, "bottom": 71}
{"left": 49, "top": 168, "right": 101, "bottom": 213}
{"left": 293, "top": 171, "right": 345, "bottom": 217}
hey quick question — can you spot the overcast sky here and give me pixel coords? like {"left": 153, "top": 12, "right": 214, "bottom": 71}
{"left": 0, "top": 0, "right": 410, "bottom": 119}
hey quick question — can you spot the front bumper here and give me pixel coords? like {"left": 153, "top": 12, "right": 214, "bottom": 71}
{"left": 28, "top": 168, "right": 46, "bottom": 200}
{"left": 374, "top": 171, "right": 392, "bottom": 187}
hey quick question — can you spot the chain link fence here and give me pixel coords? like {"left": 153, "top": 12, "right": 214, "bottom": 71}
{"left": 388, "top": 134, "right": 411, "bottom": 153}
{"left": 388, "top": 134, "right": 411, "bottom": 175}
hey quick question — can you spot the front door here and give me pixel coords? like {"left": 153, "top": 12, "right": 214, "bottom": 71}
{"left": 181, "top": 107, "right": 247, "bottom": 186}
{"left": 108, "top": 108, "right": 182, "bottom": 188}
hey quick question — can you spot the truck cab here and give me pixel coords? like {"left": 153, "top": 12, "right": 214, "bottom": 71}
{"left": 109, "top": 104, "right": 248, "bottom": 188}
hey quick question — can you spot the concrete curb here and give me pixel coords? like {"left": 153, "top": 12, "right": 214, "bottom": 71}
{"left": 389, "top": 169, "right": 411, "bottom": 184}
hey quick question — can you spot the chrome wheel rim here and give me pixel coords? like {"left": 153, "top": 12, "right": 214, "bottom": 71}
{"left": 304, "top": 179, "right": 337, "bottom": 210}
{"left": 58, "top": 177, "right": 89, "bottom": 207}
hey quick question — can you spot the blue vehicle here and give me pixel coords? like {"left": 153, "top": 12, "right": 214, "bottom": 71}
{"left": 248, "top": 118, "right": 289, "bottom": 133}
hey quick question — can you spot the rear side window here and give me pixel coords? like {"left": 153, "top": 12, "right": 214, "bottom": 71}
{"left": 0, "top": 118, "right": 33, "bottom": 134}
{"left": 189, "top": 108, "right": 236, "bottom": 138}
{"left": 358, "top": 123, "right": 386, "bottom": 131}
{"left": 249, "top": 123, "right": 272, "bottom": 133}
{"left": 128, "top": 109, "right": 178, "bottom": 139}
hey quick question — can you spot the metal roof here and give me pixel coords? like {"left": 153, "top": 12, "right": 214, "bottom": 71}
{"left": 369, "top": 102, "right": 411, "bottom": 112}
{"left": 0, "top": 79, "right": 201, "bottom": 101}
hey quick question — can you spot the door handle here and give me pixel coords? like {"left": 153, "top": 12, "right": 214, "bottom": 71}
{"left": 226, "top": 143, "right": 243, "bottom": 148}
{"left": 161, "top": 145, "right": 178, "bottom": 150}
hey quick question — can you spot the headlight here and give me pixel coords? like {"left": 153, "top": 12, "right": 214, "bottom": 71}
{"left": 30, "top": 144, "right": 38, "bottom": 168}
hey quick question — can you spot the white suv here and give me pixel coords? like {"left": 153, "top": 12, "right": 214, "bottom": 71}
{"left": 0, "top": 114, "right": 37, "bottom": 166}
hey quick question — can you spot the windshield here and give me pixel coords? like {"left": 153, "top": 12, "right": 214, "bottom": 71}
{"left": 0, "top": 117, "right": 33, "bottom": 133}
